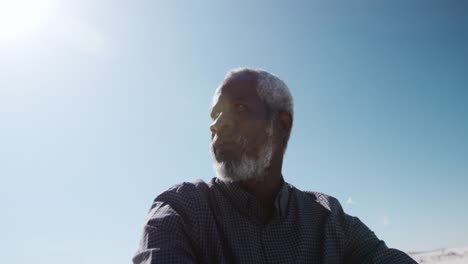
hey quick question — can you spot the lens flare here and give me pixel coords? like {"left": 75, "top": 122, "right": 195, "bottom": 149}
{"left": 0, "top": 0, "right": 57, "bottom": 42}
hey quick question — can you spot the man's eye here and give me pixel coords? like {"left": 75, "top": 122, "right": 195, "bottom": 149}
{"left": 236, "top": 104, "right": 247, "bottom": 111}
{"left": 211, "top": 112, "right": 220, "bottom": 119}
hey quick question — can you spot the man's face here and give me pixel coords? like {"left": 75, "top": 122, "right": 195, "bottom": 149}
{"left": 210, "top": 73, "right": 275, "bottom": 182}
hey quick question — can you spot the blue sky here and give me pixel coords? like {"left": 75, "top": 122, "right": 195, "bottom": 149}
{"left": 0, "top": 0, "right": 467, "bottom": 263}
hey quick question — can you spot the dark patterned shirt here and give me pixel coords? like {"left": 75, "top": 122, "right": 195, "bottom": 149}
{"left": 133, "top": 178, "right": 416, "bottom": 263}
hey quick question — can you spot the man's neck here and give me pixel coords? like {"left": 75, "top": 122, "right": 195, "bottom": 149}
{"left": 238, "top": 165, "right": 283, "bottom": 223}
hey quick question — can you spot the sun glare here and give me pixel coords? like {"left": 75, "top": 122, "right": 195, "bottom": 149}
{"left": 0, "top": 0, "right": 57, "bottom": 42}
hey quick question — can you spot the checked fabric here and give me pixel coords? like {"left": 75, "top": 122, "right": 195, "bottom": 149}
{"left": 133, "top": 178, "right": 416, "bottom": 263}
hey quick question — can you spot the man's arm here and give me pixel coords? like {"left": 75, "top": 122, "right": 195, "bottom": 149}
{"left": 343, "top": 215, "right": 417, "bottom": 263}
{"left": 133, "top": 184, "right": 200, "bottom": 264}
{"left": 325, "top": 197, "right": 417, "bottom": 264}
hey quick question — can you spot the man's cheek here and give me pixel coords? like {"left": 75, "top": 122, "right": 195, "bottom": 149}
{"left": 243, "top": 141, "right": 261, "bottom": 157}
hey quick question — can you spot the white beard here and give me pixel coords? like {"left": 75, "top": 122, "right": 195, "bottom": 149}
{"left": 212, "top": 121, "right": 275, "bottom": 182}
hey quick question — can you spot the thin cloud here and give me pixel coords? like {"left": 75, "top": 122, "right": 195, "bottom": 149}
{"left": 382, "top": 215, "right": 391, "bottom": 227}
{"left": 346, "top": 196, "right": 358, "bottom": 205}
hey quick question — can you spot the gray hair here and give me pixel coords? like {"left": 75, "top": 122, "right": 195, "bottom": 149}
{"left": 223, "top": 68, "right": 294, "bottom": 119}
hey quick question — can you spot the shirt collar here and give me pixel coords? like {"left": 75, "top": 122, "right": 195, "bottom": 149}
{"left": 213, "top": 177, "right": 290, "bottom": 221}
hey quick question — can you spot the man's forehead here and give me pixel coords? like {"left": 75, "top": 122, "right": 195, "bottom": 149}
{"left": 213, "top": 72, "right": 259, "bottom": 102}
{"left": 225, "top": 70, "right": 258, "bottom": 84}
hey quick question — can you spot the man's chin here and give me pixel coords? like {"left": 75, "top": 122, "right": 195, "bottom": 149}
{"left": 214, "top": 151, "right": 240, "bottom": 163}
{"left": 213, "top": 159, "right": 260, "bottom": 183}
{"left": 211, "top": 141, "right": 273, "bottom": 183}
{"left": 213, "top": 161, "right": 241, "bottom": 182}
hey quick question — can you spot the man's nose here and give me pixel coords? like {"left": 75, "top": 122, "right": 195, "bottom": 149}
{"left": 210, "top": 112, "right": 234, "bottom": 135}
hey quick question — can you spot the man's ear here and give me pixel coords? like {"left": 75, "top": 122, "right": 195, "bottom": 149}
{"left": 277, "top": 111, "right": 292, "bottom": 139}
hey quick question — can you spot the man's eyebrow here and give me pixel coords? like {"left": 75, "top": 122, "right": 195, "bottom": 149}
{"left": 210, "top": 105, "right": 220, "bottom": 117}
{"left": 210, "top": 96, "right": 251, "bottom": 116}
{"left": 230, "top": 95, "right": 253, "bottom": 103}
{"left": 231, "top": 95, "right": 252, "bottom": 102}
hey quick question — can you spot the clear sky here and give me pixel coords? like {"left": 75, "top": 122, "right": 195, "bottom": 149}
{"left": 0, "top": 0, "right": 467, "bottom": 263}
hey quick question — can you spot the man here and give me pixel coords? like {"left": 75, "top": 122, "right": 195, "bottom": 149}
{"left": 133, "top": 68, "right": 417, "bottom": 263}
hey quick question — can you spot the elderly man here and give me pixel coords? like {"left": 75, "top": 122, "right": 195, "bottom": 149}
{"left": 133, "top": 68, "right": 416, "bottom": 263}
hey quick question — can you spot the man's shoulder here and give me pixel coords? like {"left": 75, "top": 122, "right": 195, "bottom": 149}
{"left": 144, "top": 178, "right": 215, "bottom": 222}
{"left": 164, "top": 178, "right": 210, "bottom": 192}
{"left": 154, "top": 178, "right": 216, "bottom": 205}
{"left": 289, "top": 185, "right": 344, "bottom": 214}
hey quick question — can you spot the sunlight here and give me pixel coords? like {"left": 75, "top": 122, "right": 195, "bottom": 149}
{"left": 0, "top": 0, "right": 57, "bottom": 42}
